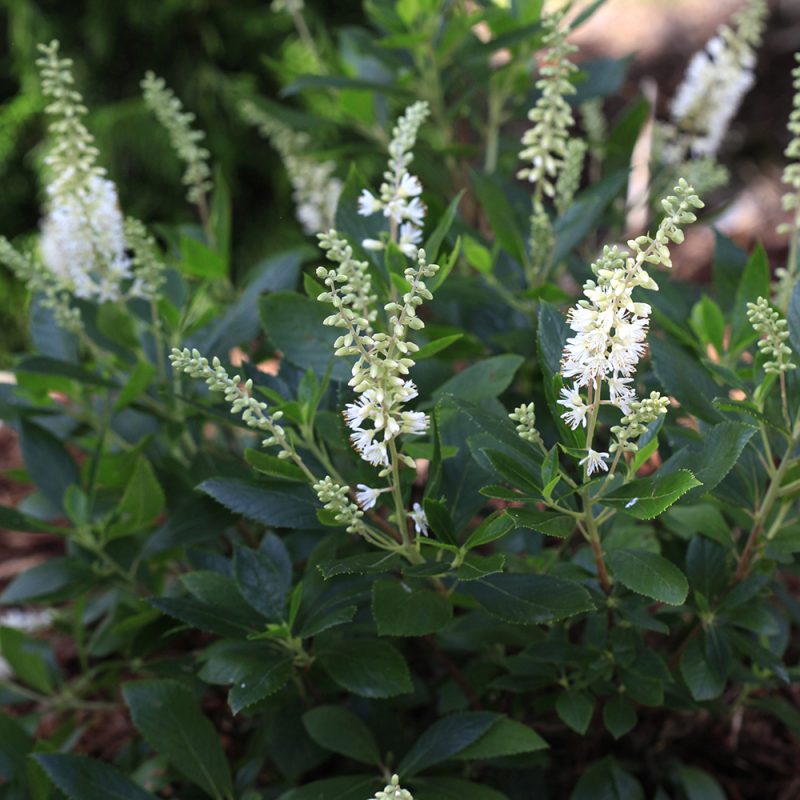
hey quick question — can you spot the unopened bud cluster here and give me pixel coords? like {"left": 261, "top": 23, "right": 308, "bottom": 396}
{"left": 313, "top": 476, "right": 366, "bottom": 535}
{"left": 517, "top": 15, "right": 581, "bottom": 198}
{"left": 370, "top": 774, "right": 414, "bottom": 800}
{"left": 317, "top": 244, "right": 438, "bottom": 474}
{"left": 142, "top": 72, "right": 212, "bottom": 205}
{"left": 509, "top": 403, "right": 542, "bottom": 446}
{"left": 241, "top": 101, "right": 341, "bottom": 235}
{"left": 610, "top": 392, "right": 669, "bottom": 454}
{"left": 169, "top": 348, "right": 292, "bottom": 456}
{"left": 358, "top": 101, "right": 429, "bottom": 257}
{"left": 746, "top": 297, "right": 796, "bottom": 374}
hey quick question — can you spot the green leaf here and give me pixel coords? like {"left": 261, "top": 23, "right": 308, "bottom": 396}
{"left": 34, "top": 754, "right": 157, "bottom": 800}
{"left": 788, "top": 282, "right": 800, "bottom": 356}
{"left": 150, "top": 596, "right": 255, "bottom": 638}
{"left": 483, "top": 449, "right": 541, "bottom": 494}
{"left": 398, "top": 712, "right": 499, "bottom": 776}
{"left": 302, "top": 706, "right": 381, "bottom": 765}
{"left": 661, "top": 422, "right": 755, "bottom": 499}
{"left": 425, "top": 191, "right": 464, "bottom": 262}
{"left": 422, "top": 498, "right": 457, "bottom": 545}
{"left": 455, "top": 718, "right": 548, "bottom": 759}
{"left": 122, "top": 679, "right": 233, "bottom": 800}
{"left": 110, "top": 457, "right": 165, "bottom": 538}
{"left": 537, "top": 304, "right": 583, "bottom": 448}
{"left": 470, "top": 170, "right": 527, "bottom": 265}
{"left": 412, "top": 778, "right": 510, "bottom": 800}
{"left": 198, "top": 478, "right": 319, "bottom": 528}
{"left": 316, "top": 639, "right": 412, "bottom": 698}
{"left": 460, "top": 574, "right": 595, "bottom": 624}
{"left": 278, "top": 776, "right": 378, "bottom": 800}
{"left": 244, "top": 449, "right": 306, "bottom": 481}
{"left": 608, "top": 549, "right": 689, "bottom": 605}
{"left": 0, "top": 557, "right": 93, "bottom": 604}
{"left": 180, "top": 235, "right": 227, "bottom": 280}
{"left": 600, "top": 470, "right": 702, "bottom": 520}
{"left": 260, "top": 292, "right": 350, "bottom": 380}
{"left": 690, "top": 296, "right": 726, "bottom": 354}
{"left": 414, "top": 333, "right": 463, "bottom": 361}
{"left": 730, "top": 243, "right": 770, "bottom": 351}
{"left": 602, "top": 696, "right": 637, "bottom": 740}
{"left": 16, "top": 356, "right": 116, "bottom": 388}
{"left": 676, "top": 765, "right": 726, "bottom": 800}
{"left": 372, "top": 579, "right": 452, "bottom": 636}
{"left": 0, "top": 712, "right": 32, "bottom": 781}
{"left": 114, "top": 361, "right": 156, "bottom": 411}
{"left": 555, "top": 691, "right": 595, "bottom": 735}
{"left": 433, "top": 355, "right": 523, "bottom": 403}
{"left": 234, "top": 537, "right": 291, "bottom": 621}
{"left": 0, "top": 627, "right": 52, "bottom": 693}
{"left": 20, "top": 419, "right": 79, "bottom": 511}
{"left": 455, "top": 553, "right": 506, "bottom": 581}
{"left": 281, "top": 74, "right": 413, "bottom": 98}
{"left": 650, "top": 337, "right": 724, "bottom": 423}
{"left": 317, "top": 551, "right": 402, "bottom": 579}
{"left": 680, "top": 635, "right": 725, "bottom": 701}
{"left": 199, "top": 641, "right": 293, "bottom": 714}
{"left": 462, "top": 236, "right": 493, "bottom": 275}
{"left": 504, "top": 508, "right": 575, "bottom": 538}
{"left": 464, "top": 513, "right": 514, "bottom": 549}
{"left": 570, "top": 756, "right": 645, "bottom": 800}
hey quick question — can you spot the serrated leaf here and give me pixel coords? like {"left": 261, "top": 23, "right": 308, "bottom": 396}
{"left": 460, "top": 574, "right": 595, "bottom": 624}
{"left": 317, "top": 551, "right": 402, "bottom": 578}
{"left": 504, "top": 508, "right": 575, "bottom": 538}
{"left": 34, "top": 754, "right": 157, "bottom": 800}
{"left": 600, "top": 470, "right": 701, "bottom": 519}
{"left": 198, "top": 478, "right": 319, "bottom": 528}
{"left": 608, "top": 549, "right": 688, "bottom": 605}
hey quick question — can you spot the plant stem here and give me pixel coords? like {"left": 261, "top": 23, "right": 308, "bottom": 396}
{"left": 735, "top": 415, "right": 800, "bottom": 580}
{"left": 581, "top": 493, "right": 612, "bottom": 593}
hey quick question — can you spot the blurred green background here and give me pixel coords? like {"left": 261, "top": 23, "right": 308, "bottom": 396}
{"left": 0, "top": 0, "right": 360, "bottom": 362}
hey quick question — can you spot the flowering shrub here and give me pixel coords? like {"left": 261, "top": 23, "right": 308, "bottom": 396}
{"left": 1, "top": 2, "right": 800, "bottom": 799}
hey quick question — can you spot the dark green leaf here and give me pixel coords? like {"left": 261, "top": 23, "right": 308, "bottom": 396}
{"left": 680, "top": 635, "right": 725, "bottom": 701}
{"left": 455, "top": 718, "right": 548, "bottom": 759}
{"left": 470, "top": 171, "right": 527, "bottom": 265}
{"left": 676, "top": 765, "right": 726, "bottom": 800}
{"left": 180, "top": 235, "right": 227, "bottom": 280}
{"left": 34, "top": 754, "right": 157, "bottom": 800}
{"left": 260, "top": 292, "right": 350, "bottom": 380}
{"left": 434, "top": 355, "right": 523, "bottom": 403}
{"left": 570, "top": 756, "right": 645, "bottom": 800}
{"left": 460, "top": 574, "right": 595, "bottom": 624}
{"left": 398, "top": 712, "right": 499, "bottom": 776}
{"left": 123, "top": 679, "right": 233, "bottom": 799}
{"left": 372, "top": 579, "right": 452, "bottom": 636}
{"left": 244, "top": 449, "right": 306, "bottom": 481}
{"left": 730, "top": 243, "right": 770, "bottom": 351}
{"left": 0, "top": 557, "right": 92, "bottom": 604}
{"left": 505, "top": 508, "right": 575, "bottom": 538}
{"left": 316, "top": 639, "right": 412, "bottom": 698}
{"left": 278, "top": 776, "right": 378, "bottom": 800}
{"left": 425, "top": 191, "right": 464, "bottom": 262}
{"left": 20, "top": 419, "right": 79, "bottom": 511}
{"left": 608, "top": 549, "right": 689, "bottom": 605}
{"left": 0, "top": 627, "right": 52, "bottom": 692}
{"left": 302, "top": 706, "right": 381, "bottom": 765}
{"left": 414, "top": 334, "right": 463, "bottom": 361}
{"left": 600, "top": 470, "right": 702, "bottom": 520}
{"left": 650, "top": 337, "right": 724, "bottom": 423}
{"left": 602, "top": 696, "right": 637, "bottom": 740}
{"left": 234, "top": 538, "right": 291, "bottom": 621}
{"left": 197, "top": 478, "right": 319, "bottom": 528}
{"left": 556, "top": 691, "right": 595, "bottom": 735}
{"left": 317, "top": 551, "right": 402, "bottom": 579}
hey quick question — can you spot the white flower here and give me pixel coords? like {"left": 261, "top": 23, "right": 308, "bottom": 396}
{"left": 607, "top": 374, "right": 636, "bottom": 412}
{"left": 358, "top": 189, "right": 383, "bottom": 216}
{"left": 355, "top": 484, "right": 389, "bottom": 510}
{"left": 558, "top": 386, "right": 589, "bottom": 429}
{"left": 398, "top": 223, "right": 423, "bottom": 258}
{"left": 408, "top": 502, "right": 429, "bottom": 536}
{"left": 358, "top": 102, "right": 429, "bottom": 254}
{"left": 40, "top": 174, "right": 131, "bottom": 302}
{"left": 580, "top": 449, "right": 609, "bottom": 476}
{"left": 362, "top": 238, "right": 385, "bottom": 251}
